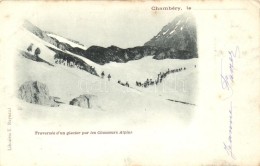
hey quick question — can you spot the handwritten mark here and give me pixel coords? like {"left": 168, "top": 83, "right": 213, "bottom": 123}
{"left": 221, "top": 46, "right": 239, "bottom": 160}
{"left": 220, "top": 46, "right": 239, "bottom": 98}
{"left": 223, "top": 102, "right": 236, "bottom": 160}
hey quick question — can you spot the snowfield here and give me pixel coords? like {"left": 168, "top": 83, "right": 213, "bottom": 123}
{"left": 99, "top": 56, "right": 198, "bottom": 104}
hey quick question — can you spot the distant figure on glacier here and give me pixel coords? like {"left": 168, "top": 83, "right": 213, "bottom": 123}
{"left": 90, "top": 66, "right": 95, "bottom": 74}
{"left": 34, "top": 47, "right": 41, "bottom": 60}
{"left": 125, "top": 81, "right": 129, "bottom": 87}
{"left": 27, "top": 43, "right": 33, "bottom": 52}
{"left": 108, "top": 74, "right": 111, "bottom": 81}
{"left": 101, "top": 71, "right": 105, "bottom": 78}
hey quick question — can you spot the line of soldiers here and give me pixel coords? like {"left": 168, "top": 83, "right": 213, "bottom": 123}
{"left": 55, "top": 58, "right": 81, "bottom": 67}
{"left": 118, "top": 80, "right": 129, "bottom": 87}
{"left": 100, "top": 71, "right": 130, "bottom": 87}
{"left": 136, "top": 67, "right": 186, "bottom": 88}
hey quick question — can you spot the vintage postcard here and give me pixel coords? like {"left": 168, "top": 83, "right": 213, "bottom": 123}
{"left": 0, "top": 1, "right": 259, "bottom": 165}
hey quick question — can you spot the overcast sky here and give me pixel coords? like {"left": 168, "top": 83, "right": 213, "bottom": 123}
{"left": 4, "top": 1, "right": 185, "bottom": 48}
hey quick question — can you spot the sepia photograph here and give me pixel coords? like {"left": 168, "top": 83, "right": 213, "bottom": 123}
{"left": 0, "top": 1, "right": 259, "bottom": 166}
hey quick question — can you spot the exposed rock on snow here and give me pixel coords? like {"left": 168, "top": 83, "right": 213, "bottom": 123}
{"left": 18, "top": 81, "right": 59, "bottom": 107}
{"left": 69, "top": 94, "right": 96, "bottom": 109}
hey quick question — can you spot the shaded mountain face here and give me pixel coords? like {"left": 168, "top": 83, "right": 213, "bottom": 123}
{"left": 144, "top": 13, "right": 198, "bottom": 58}
{"left": 23, "top": 13, "right": 198, "bottom": 65}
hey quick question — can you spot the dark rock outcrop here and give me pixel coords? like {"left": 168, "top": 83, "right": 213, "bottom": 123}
{"left": 18, "top": 81, "right": 59, "bottom": 107}
{"left": 83, "top": 44, "right": 196, "bottom": 65}
{"left": 69, "top": 94, "right": 96, "bottom": 109}
{"left": 83, "top": 45, "right": 158, "bottom": 65}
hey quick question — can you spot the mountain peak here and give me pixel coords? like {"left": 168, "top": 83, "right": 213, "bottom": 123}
{"left": 144, "top": 13, "right": 198, "bottom": 58}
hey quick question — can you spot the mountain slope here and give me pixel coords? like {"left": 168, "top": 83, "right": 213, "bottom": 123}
{"left": 21, "top": 21, "right": 98, "bottom": 76}
{"left": 144, "top": 13, "right": 198, "bottom": 59}
{"left": 23, "top": 20, "right": 88, "bottom": 55}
